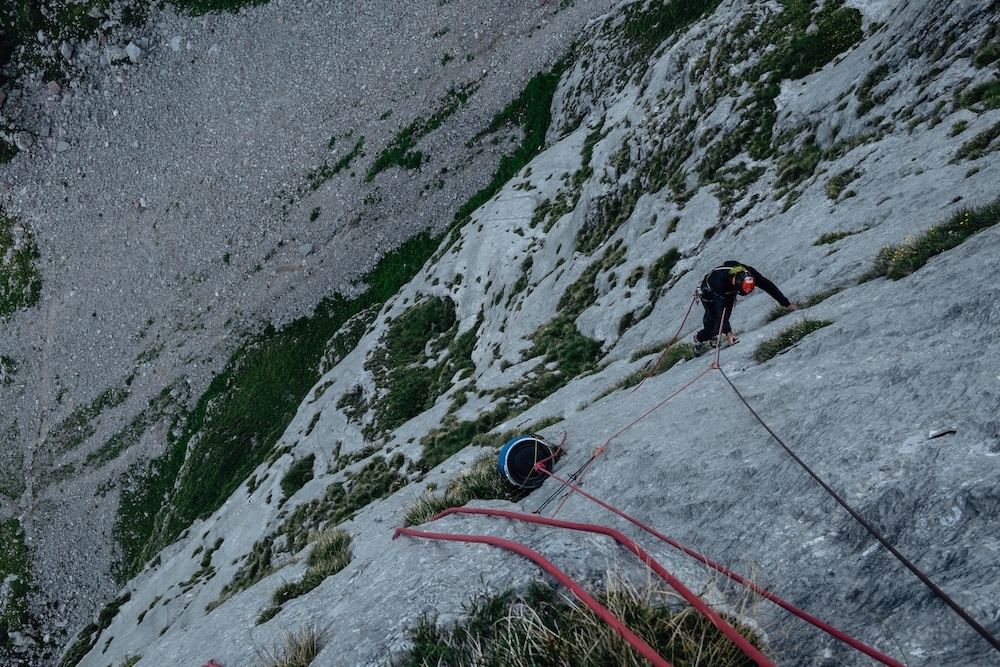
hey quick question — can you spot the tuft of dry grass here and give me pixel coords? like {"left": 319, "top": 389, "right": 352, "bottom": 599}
{"left": 255, "top": 626, "right": 324, "bottom": 667}
{"left": 403, "top": 451, "right": 528, "bottom": 527}
{"left": 394, "top": 571, "right": 766, "bottom": 667}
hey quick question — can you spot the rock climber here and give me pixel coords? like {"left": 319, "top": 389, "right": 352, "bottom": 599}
{"left": 693, "top": 260, "right": 798, "bottom": 356}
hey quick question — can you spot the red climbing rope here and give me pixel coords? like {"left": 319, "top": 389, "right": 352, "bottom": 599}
{"left": 531, "top": 292, "right": 998, "bottom": 659}
{"left": 430, "top": 507, "right": 775, "bottom": 666}
{"left": 631, "top": 292, "right": 700, "bottom": 393}
{"left": 392, "top": 524, "right": 675, "bottom": 667}
{"left": 536, "top": 365, "right": 714, "bottom": 516}
{"left": 534, "top": 467, "right": 907, "bottom": 667}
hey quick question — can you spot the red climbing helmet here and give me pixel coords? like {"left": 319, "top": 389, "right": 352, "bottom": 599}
{"left": 738, "top": 271, "right": 755, "bottom": 295}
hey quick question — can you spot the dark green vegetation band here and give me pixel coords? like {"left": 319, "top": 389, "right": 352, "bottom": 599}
{"left": 113, "top": 56, "right": 574, "bottom": 582}
{"left": 113, "top": 231, "right": 438, "bottom": 581}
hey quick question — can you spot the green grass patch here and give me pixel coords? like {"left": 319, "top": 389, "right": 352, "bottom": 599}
{"left": 453, "top": 59, "right": 571, "bottom": 225}
{"left": 366, "top": 83, "right": 478, "bottom": 182}
{"left": 754, "top": 319, "right": 833, "bottom": 362}
{"left": 308, "top": 137, "right": 365, "bottom": 190}
{"left": 0, "top": 141, "right": 16, "bottom": 164}
{"left": 558, "top": 240, "right": 626, "bottom": 317}
{"left": 861, "top": 196, "right": 1000, "bottom": 281}
{"left": 396, "top": 579, "right": 764, "bottom": 667}
{"left": 0, "top": 0, "right": 100, "bottom": 87}
{"left": 0, "top": 356, "right": 15, "bottom": 383}
{"left": 958, "top": 77, "right": 1000, "bottom": 111}
{"left": 973, "top": 26, "right": 1000, "bottom": 68}
{"left": 263, "top": 529, "right": 352, "bottom": 623}
{"left": 775, "top": 137, "right": 822, "bottom": 193}
{"left": 0, "top": 423, "right": 25, "bottom": 500}
{"left": 856, "top": 63, "right": 891, "bottom": 117}
{"left": 255, "top": 626, "right": 324, "bottom": 667}
{"left": 0, "top": 518, "right": 30, "bottom": 655}
{"left": 813, "top": 230, "right": 857, "bottom": 245}
{"left": 768, "top": 3, "right": 863, "bottom": 82}
{"left": 766, "top": 287, "right": 843, "bottom": 321}
{"left": 0, "top": 206, "right": 41, "bottom": 318}
{"left": 825, "top": 168, "right": 860, "bottom": 200}
{"left": 363, "top": 298, "right": 481, "bottom": 441}
{"left": 647, "top": 247, "right": 681, "bottom": 303}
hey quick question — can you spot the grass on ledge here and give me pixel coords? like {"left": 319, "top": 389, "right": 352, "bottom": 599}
{"left": 404, "top": 451, "right": 529, "bottom": 527}
{"left": 754, "top": 319, "right": 833, "bottom": 362}
{"left": 395, "top": 577, "right": 765, "bottom": 667}
{"left": 861, "top": 195, "right": 1000, "bottom": 281}
{"left": 765, "top": 287, "right": 844, "bottom": 322}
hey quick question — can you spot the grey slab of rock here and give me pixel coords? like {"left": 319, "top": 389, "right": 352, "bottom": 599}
{"left": 125, "top": 42, "right": 143, "bottom": 63}
{"left": 13, "top": 131, "right": 33, "bottom": 150}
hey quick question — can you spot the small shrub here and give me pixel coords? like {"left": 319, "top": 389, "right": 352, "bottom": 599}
{"left": 824, "top": 169, "right": 858, "bottom": 200}
{"left": 0, "top": 355, "right": 18, "bottom": 386}
{"left": 754, "top": 319, "right": 833, "bottom": 362}
{"left": 972, "top": 33, "right": 1000, "bottom": 68}
{"left": 558, "top": 241, "right": 626, "bottom": 317}
{"left": 307, "top": 528, "right": 352, "bottom": 572}
{"left": 958, "top": 78, "right": 1000, "bottom": 110}
{"left": 775, "top": 139, "right": 821, "bottom": 190}
{"left": 856, "top": 64, "right": 891, "bottom": 117}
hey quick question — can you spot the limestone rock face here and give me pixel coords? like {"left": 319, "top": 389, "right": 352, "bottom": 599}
{"left": 1, "top": 1, "right": 998, "bottom": 666}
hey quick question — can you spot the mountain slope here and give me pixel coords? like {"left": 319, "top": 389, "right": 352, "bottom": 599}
{"left": 6, "top": 0, "right": 1000, "bottom": 665}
